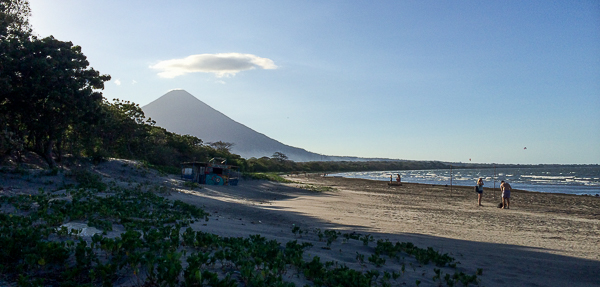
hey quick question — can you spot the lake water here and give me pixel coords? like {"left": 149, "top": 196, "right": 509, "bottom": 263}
{"left": 328, "top": 166, "right": 600, "bottom": 196}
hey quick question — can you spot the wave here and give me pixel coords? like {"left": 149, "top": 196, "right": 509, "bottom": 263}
{"left": 521, "top": 175, "right": 575, "bottom": 180}
{"left": 331, "top": 166, "right": 600, "bottom": 195}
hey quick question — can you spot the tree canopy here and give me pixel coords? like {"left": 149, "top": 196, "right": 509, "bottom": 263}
{"left": 0, "top": 0, "right": 30, "bottom": 38}
{"left": 1, "top": 36, "right": 110, "bottom": 167}
{"left": 1, "top": 1, "right": 110, "bottom": 167}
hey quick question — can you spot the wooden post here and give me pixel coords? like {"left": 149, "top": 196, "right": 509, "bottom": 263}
{"left": 493, "top": 164, "right": 496, "bottom": 200}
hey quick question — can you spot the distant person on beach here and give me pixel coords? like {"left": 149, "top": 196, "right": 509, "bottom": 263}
{"left": 396, "top": 174, "right": 401, "bottom": 183}
{"left": 476, "top": 178, "right": 484, "bottom": 206}
{"left": 500, "top": 180, "right": 511, "bottom": 209}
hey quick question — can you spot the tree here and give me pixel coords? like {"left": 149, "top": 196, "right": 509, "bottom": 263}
{"left": 103, "top": 99, "right": 154, "bottom": 158}
{"left": 68, "top": 99, "right": 153, "bottom": 161}
{"left": 3, "top": 1, "right": 112, "bottom": 166}
{"left": 1, "top": 36, "right": 110, "bottom": 167}
{"left": 272, "top": 152, "right": 288, "bottom": 162}
{"left": 208, "top": 141, "right": 234, "bottom": 153}
{"left": 0, "top": 0, "right": 31, "bottom": 38}
{"left": 0, "top": 0, "right": 31, "bottom": 161}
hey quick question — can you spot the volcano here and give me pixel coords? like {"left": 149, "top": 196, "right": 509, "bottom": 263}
{"left": 141, "top": 89, "right": 327, "bottom": 161}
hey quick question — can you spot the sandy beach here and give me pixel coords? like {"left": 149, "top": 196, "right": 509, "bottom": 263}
{"left": 2, "top": 160, "right": 599, "bottom": 286}
{"left": 167, "top": 174, "right": 600, "bottom": 286}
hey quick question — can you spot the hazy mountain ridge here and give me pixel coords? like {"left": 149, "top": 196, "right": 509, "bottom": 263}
{"left": 142, "top": 90, "right": 371, "bottom": 162}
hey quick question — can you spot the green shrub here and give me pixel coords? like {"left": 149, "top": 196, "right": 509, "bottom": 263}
{"left": 72, "top": 169, "right": 107, "bottom": 192}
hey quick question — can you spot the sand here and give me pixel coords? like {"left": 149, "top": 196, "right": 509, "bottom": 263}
{"left": 167, "top": 174, "right": 600, "bottom": 287}
{"left": 2, "top": 160, "right": 599, "bottom": 286}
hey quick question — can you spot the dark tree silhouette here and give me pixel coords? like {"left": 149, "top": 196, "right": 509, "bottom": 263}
{"left": 272, "top": 152, "right": 289, "bottom": 162}
{"left": 0, "top": 0, "right": 31, "bottom": 37}
{"left": 0, "top": 0, "right": 32, "bottom": 160}
{"left": 1, "top": 35, "right": 110, "bottom": 167}
{"left": 208, "top": 141, "right": 234, "bottom": 153}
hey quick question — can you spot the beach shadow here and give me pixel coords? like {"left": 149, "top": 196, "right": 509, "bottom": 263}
{"left": 201, "top": 179, "right": 320, "bottom": 201}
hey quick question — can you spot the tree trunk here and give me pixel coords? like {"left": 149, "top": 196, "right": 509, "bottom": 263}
{"left": 41, "top": 138, "right": 56, "bottom": 168}
{"left": 56, "top": 136, "right": 63, "bottom": 163}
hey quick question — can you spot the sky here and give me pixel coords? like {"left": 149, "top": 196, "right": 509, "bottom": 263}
{"left": 28, "top": 0, "right": 600, "bottom": 164}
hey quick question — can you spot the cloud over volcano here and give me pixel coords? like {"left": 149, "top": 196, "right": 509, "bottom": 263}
{"left": 150, "top": 53, "right": 277, "bottom": 78}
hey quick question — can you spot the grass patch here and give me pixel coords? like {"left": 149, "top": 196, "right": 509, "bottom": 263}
{"left": 243, "top": 172, "right": 293, "bottom": 183}
{"left": 300, "top": 184, "right": 335, "bottom": 192}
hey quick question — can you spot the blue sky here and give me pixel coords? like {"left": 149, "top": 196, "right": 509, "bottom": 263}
{"left": 29, "top": 1, "right": 600, "bottom": 164}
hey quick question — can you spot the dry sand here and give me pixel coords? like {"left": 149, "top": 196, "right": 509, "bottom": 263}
{"left": 168, "top": 174, "right": 600, "bottom": 287}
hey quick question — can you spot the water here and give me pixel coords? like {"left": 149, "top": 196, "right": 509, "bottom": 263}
{"left": 329, "top": 166, "right": 600, "bottom": 196}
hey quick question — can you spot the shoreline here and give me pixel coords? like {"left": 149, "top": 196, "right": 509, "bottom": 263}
{"left": 326, "top": 174, "right": 600, "bottom": 196}
{"left": 327, "top": 165, "right": 600, "bottom": 196}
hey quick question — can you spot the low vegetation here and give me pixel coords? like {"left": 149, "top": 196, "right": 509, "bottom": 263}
{"left": 298, "top": 184, "right": 335, "bottom": 193}
{"left": 242, "top": 172, "right": 293, "bottom": 183}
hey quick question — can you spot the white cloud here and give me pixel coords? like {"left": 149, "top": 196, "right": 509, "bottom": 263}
{"left": 114, "top": 79, "right": 121, "bottom": 85}
{"left": 149, "top": 53, "right": 277, "bottom": 78}
{"left": 132, "top": 80, "right": 137, "bottom": 85}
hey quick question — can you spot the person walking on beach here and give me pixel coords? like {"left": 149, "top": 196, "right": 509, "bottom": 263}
{"left": 500, "top": 180, "right": 511, "bottom": 209}
{"left": 396, "top": 174, "right": 401, "bottom": 184}
{"left": 476, "top": 178, "right": 484, "bottom": 206}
